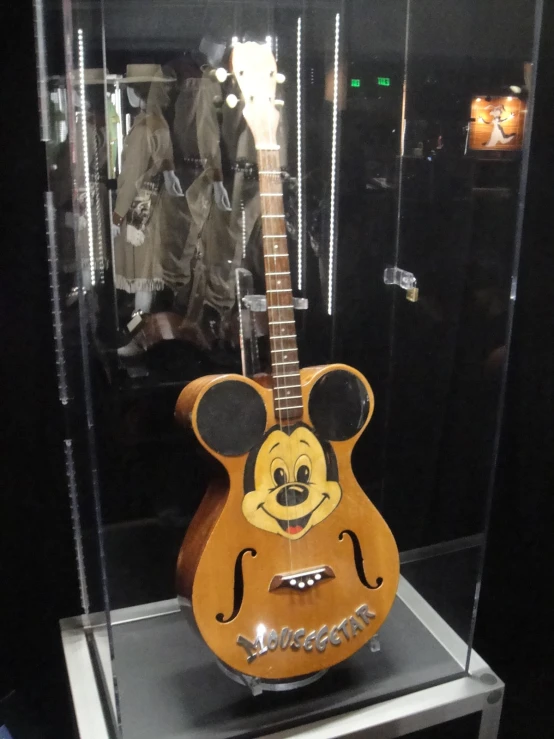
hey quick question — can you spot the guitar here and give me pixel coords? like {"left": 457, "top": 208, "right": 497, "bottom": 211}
{"left": 174, "top": 42, "right": 399, "bottom": 680}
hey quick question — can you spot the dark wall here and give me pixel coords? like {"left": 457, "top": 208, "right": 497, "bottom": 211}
{"left": 0, "top": 0, "right": 79, "bottom": 736}
{"left": 474, "top": 1, "right": 554, "bottom": 736}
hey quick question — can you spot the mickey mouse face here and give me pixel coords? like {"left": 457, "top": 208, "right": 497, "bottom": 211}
{"left": 242, "top": 424, "right": 342, "bottom": 540}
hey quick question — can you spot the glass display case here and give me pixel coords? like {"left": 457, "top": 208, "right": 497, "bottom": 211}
{"left": 34, "top": 0, "right": 542, "bottom": 736}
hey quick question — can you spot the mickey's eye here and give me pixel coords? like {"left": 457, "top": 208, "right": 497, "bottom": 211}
{"left": 270, "top": 458, "right": 289, "bottom": 487}
{"left": 273, "top": 467, "right": 287, "bottom": 486}
{"left": 294, "top": 454, "right": 312, "bottom": 484}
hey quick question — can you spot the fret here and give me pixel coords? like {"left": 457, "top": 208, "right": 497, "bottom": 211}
{"left": 257, "top": 145, "right": 303, "bottom": 417}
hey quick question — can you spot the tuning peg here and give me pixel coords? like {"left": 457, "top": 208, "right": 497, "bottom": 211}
{"left": 212, "top": 94, "right": 223, "bottom": 109}
{"left": 211, "top": 67, "right": 229, "bottom": 83}
{"left": 225, "top": 94, "right": 239, "bottom": 109}
{"left": 276, "top": 72, "right": 286, "bottom": 84}
{"left": 275, "top": 99, "right": 284, "bottom": 108}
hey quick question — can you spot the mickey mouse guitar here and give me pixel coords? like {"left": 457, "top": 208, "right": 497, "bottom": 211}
{"left": 175, "top": 42, "right": 399, "bottom": 680}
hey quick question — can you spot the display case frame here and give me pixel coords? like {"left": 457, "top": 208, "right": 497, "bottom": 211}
{"left": 33, "top": 0, "right": 544, "bottom": 735}
{"left": 61, "top": 577, "right": 504, "bottom": 739}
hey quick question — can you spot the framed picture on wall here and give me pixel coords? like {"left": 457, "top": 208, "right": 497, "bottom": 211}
{"left": 469, "top": 95, "right": 525, "bottom": 152}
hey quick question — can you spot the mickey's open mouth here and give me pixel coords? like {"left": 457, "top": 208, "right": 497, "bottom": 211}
{"left": 260, "top": 494, "right": 329, "bottom": 535}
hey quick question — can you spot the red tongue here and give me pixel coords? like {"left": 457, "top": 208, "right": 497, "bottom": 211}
{"left": 287, "top": 525, "right": 303, "bottom": 535}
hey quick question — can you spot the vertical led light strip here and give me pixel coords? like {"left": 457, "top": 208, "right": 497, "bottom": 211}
{"left": 78, "top": 29, "right": 95, "bottom": 287}
{"left": 33, "top": 0, "right": 51, "bottom": 142}
{"left": 241, "top": 200, "right": 247, "bottom": 260}
{"left": 327, "top": 13, "right": 341, "bottom": 316}
{"left": 296, "top": 16, "right": 304, "bottom": 292}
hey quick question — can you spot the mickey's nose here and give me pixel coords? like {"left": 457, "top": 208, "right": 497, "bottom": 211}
{"left": 276, "top": 484, "right": 309, "bottom": 507}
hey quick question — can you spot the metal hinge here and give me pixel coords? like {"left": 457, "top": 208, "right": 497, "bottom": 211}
{"left": 384, "top": 266, "right": 419, "bottom": 302}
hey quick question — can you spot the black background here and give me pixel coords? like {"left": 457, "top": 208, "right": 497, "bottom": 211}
{"left": 1, "top": 1, "right": 553, "bottom": 737}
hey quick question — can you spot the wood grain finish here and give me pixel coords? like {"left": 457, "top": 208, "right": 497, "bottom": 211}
{"left": 175, "top": 365, "right": 400, "bottom": 679}
{"left": 175, "top": 43, "right": 398, "bottom": 681}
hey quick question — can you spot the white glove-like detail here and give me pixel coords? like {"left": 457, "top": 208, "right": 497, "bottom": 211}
{"left": 111, "top": 222, "right": 121, "bottom": 240}
{"left": 126, "top": 224, "right": 145, "bottom": 247}
{"left": 213, "top": 181, "right": 231, "bottom": 211}
{"left": 163, "top": 170, "right": 185, "bottom": 197}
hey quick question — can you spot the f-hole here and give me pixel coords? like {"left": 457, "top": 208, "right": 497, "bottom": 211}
{"left": 339, "top": 530, "right": 383, "bottom": 590}
{"left": 216, "top": 548, "right": 257, "bottom": 623}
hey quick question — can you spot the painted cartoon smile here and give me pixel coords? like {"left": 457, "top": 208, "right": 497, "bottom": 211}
{"left": 260, "top": 494, "right": 330, "bottom": 535}
{"left": 243, "top": 424, "right": 342, "bottom": 539}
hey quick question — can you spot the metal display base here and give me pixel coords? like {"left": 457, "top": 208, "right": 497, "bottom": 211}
{"left": 61, "top": 577, "right": 504, "bottom": 739}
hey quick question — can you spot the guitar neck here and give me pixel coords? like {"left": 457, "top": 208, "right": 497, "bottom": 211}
{"left": 257, "top": 148, "right": 302, "bottom": 423}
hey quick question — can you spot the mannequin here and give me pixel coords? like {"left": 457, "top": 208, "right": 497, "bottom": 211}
{"left": 152, "top": 35, "right": 236, "bottom": 347}
{"left": 112, "top": 64, "right": 181, "bottom": 356}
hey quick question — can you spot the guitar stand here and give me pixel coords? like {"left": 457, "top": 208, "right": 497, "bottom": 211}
{"left": 216, "top": 661, "right": 328, "bottom": 696}
{"left": 216, "top": 635, "right": 381, "bottom": 696}
{"left": 235, "top": 267, "right": 308, "bottom": 379}
{"left": 230, "top": 269, "right": 382, "bottom": 695}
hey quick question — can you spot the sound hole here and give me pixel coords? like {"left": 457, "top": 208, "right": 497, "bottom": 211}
{"left": 339, "top": 530, "right": 383, "bottom": 590}
{"left": 216, "top": 548, "right": 257, "bottom": 623}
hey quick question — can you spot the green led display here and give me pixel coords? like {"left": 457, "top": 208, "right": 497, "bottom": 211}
{"left": 350, "top": 78, "right": 361, "bottom": 88}
{"left": 377, "top": 77, "right": 391, "bottom": 87}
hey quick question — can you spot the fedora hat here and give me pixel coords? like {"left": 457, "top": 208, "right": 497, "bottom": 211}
{"left": 122, "top": 64, "right": 175, "bottom": 84}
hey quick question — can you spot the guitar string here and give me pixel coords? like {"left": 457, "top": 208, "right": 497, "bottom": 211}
{"left": 262, "top": 149, "right": 293, "bottom": 570}
{"left": 262, "top": 90, "right": 296, "bottom": 571}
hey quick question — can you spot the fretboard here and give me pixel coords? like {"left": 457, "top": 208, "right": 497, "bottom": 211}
{"left": 257, "top": 149, "right": 302, "bottom": 423}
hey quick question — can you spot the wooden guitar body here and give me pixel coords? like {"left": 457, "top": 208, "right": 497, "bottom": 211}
{"left": 175, "top": 41, "right": 399, "bottom": 682}
{"left": 175, "top": 364, "right": 399, "bottom": 679}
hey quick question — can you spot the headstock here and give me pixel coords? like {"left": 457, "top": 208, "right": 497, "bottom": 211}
{"left": 231, "top": 42, "right": 284, "bottom": 148}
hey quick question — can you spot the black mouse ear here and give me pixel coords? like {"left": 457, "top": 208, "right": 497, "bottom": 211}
{"left": 195, "top": 379, "right": 267, "bottom": 456}
{"left": 308, "top": 368, "right": 372, "bottom": 442}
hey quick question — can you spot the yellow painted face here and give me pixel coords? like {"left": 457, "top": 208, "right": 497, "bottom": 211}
{"left": 242, "top": 425, "right": 342, "bottom": 540}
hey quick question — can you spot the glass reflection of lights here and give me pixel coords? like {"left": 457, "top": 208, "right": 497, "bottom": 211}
{"left": 327, "top": 13, "right": 341, "bottom": 316}
{"left": 57, "top": 87, "right": 68, "bottom": 143}
{"left": 296, "top": 15, "right": 304, "bottom": 292}
{"left": 114, "top": 80, "right": 124, "bottom": 175}
{"left": 78, "top": 29, "right": 96, "bottom": 287}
